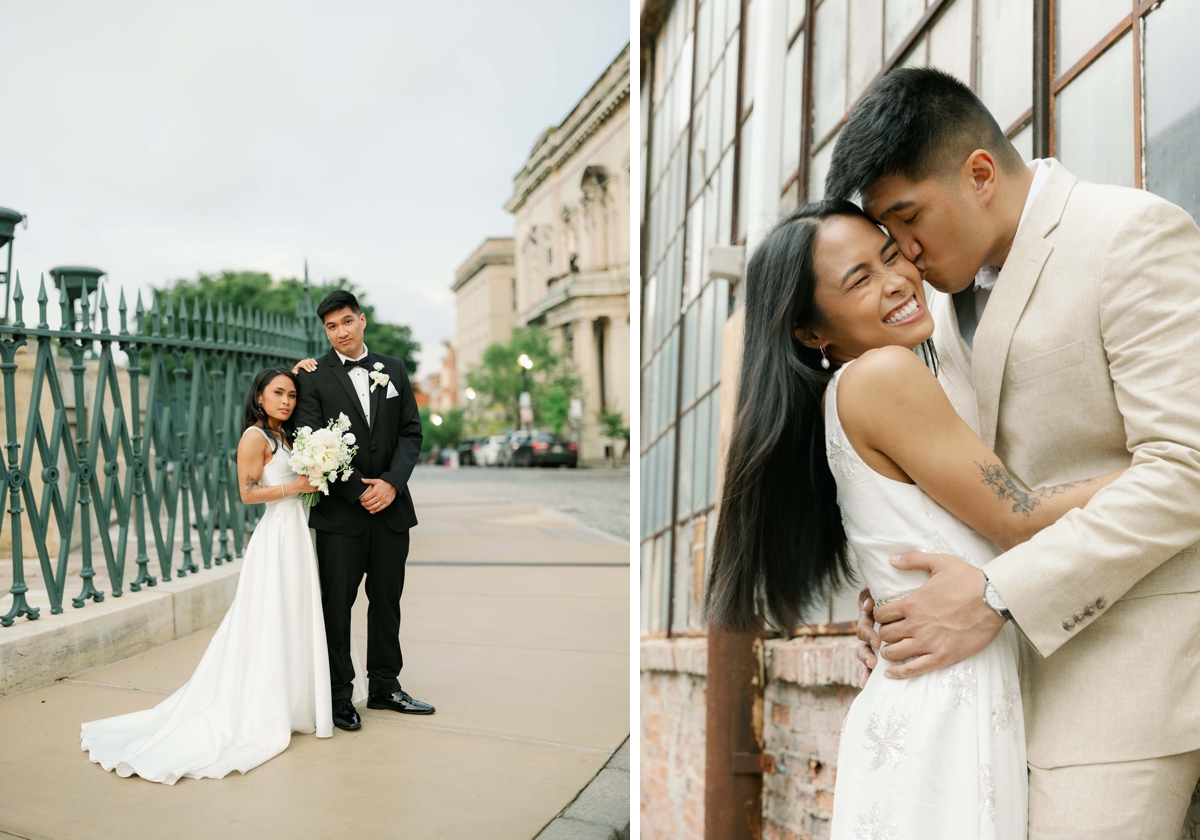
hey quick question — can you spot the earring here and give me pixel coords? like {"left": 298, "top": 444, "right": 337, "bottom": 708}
{"left": 820, "top": 346, "right": 831, "bottom": 370}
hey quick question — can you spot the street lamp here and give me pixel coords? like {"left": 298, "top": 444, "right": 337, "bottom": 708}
{"left": 431, "top": 413, "right": 443, "bottom": 426}
{"left": 517, "top": 354, "right": 534, "bottom": 430}
{"left": 465, "top": 387, "right": 476, "bottom": 401}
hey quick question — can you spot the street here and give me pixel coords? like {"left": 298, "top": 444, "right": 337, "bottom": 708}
{"left": 413, "top": 463, "right": 630, "bottom": 540}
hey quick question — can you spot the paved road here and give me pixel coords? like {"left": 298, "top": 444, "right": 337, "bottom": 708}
{"left": 412, "top": 464, "right": 630, "bottom": 541}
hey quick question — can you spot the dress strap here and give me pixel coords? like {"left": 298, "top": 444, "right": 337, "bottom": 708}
{"left": 242, "top": 425, "right": 283, "bottom": 453}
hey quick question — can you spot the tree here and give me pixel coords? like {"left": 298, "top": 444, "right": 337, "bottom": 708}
{"left": 599, "top": 409, "right": 630, "bottom": 466}
{"left": 420, "top": 407, "right": 463, "bottom": 454}
{"left": 155, "top": 271, "right": 420, "bottom": 374}
{"left": 466, "top": 326, "right": 581, "bottom": 434}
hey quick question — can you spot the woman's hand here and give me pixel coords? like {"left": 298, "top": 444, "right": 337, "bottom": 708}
{"left": 288, "top": 474, "right": 318, "bottom": 496}
{"left": 292, "top": 358, "right": 318, "bottom": 375}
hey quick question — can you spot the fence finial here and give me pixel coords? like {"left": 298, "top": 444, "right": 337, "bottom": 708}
{"left": 12, "top": 271, "right": 23, "bottom": 329}
{"left": 37, "top": 274, "right": 48, "bottom": 330}
{"left": 98, "top": 284, "right": 110, "bottom": 334}
{"left": 118, "top": 287, "right": 128, "bottom": 336}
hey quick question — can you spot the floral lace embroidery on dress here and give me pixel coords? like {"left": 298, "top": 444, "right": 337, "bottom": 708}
{"left": 941, "top": 664, "right": 978, "bottom": 709}
{"left": 991, "top": 679, "right": 1020, "bottom": 740}
{"left": 864, "top": 711, "right": 910, "bottom": 770}
{"left": 855, "top": 803, "right": 900, "bottom": 840}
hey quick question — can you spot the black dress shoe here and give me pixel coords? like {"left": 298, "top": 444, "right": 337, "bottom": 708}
{"left": 367, "top": 689, "right": 435, "bottom": 715}
{"left": 333, "top": 699, "right": 361, "bottom": 731}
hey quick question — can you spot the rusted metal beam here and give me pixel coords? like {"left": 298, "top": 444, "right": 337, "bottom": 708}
{"left": 1032, "top": 0, "right": 1052, "bottom": 158}
{"left": 704, "top": 627, "right": 768, "bottom": 840}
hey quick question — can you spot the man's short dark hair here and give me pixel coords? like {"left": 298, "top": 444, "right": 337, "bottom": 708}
{"left": 316, "top": 289, "right": 361, "bottom": 322}
{"left": 825, "top": 67, "right": 1025, "bottom": 203}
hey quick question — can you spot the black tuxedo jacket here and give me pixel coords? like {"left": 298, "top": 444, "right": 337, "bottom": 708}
{"left": 293, "top": 348, "right": 422, "bottom": 535}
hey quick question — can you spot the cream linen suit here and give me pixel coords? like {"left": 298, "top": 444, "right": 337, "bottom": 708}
{"left": 929, "top": 160, "right": 1200, "bottom": 838}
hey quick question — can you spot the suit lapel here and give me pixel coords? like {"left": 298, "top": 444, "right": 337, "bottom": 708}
{"left": 367, "top": 352, "right": 384, "bottom": 433}
{"left": 972, "top": 160, "right": 1076, "bottom": 448}
{"left": 327, "top": 348, "right": 370, "bottom": 429}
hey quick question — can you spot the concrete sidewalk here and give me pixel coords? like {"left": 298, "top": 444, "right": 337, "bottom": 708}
{"left": 0, "top": 481, "right": 630, "bottom": 840}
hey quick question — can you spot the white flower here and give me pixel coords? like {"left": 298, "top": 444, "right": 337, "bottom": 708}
{"left": 369, "top": 363, "right": 391, "bottom": 393}
{"left": 341, "top": 470, "right": 353, "bottom": 482}
{"left": 343, "top": 433, "right": 355, "bottom": 445}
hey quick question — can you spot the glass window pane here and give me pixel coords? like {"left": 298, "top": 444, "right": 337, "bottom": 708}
{"left": 692, "top": 90, "right": 710, "bottom": 201}
{"left": 1145, "top": 0, "right": 1200, "bottom": 225}
{"left": 722, "top": 39, "right": 740, "bottom": 155}
{"left": 718, "top": 151, "right": 735, "bottom": 246}
{"left": 693, "top": 394, "right": 713, "bottom": 513}
{"left": 928, "top": 0, "right": 972, "bottom": 87}
{"left": 742, "top": 0, "right": 758, "bottom": 113}
{"left": 661, "top": 429, "right": 676, "bottom": 533}
{"left": 725, "top": 0, "right": 739, "bottom": 42}
{"left": 884, "top": 0, "right": 924, "bottom": 58}
{"left": 640, "top": 541, "right": 654, "bottom": 632}
{"left": 788, "top": 0, "right": 806, "bottom": 36}
{"left": 978, "top": 0, "right": 1033, "bottom": 130}
{"left": 1056, "top": 0, "right": 1129, "bottom": 77}
{"left": 1010, "top": 122, "right": 1033, "bottom": 163}
{"left": 652, "top": 535, "right": 667, "bottom": 630}
{"left": 697, "top": 282, "right": 716, "bottom": 396}
{"left": 707, "top": 384, "right": 722, "bottom": 506}
{"left": 677, "top": 409, "right": 695, "bottom": 520}
{"left": 813, "top": 0, "right": 849, "bottom": 142}
{"left": 898, "top": 33, "right": 927, "bottom": 69}
{"left": 686, "top": 195, "right": 704, "bottom": 302}
{"left": 1056, "top": 33, "right": 1134, "bottom": 188}
{"left": 711, "top": 0, "right": 728, "bottom": 55}
{"left": 809, "top": 128, "right": 840, "bottom": 202}
{"left": 672, "top": 523, "right": 694, "bottom": 630}
{"left": 708, "top": 61, "right": 726, "bottom": 179}
{"left": 848, "top": 0, "right": 884, "bottom": 106}
{"left": 682, "top": 300, "right": 699, "bottom": 409}
{"left": 664, "top": 327, "right": 680, "bottom": 430}
{"left": 737, "top": 110, "right": 756, "bottom": 240}
{"left": 782, "top": 36, "right": 805, "bottom": 186}
{"left": 695, "top": 0, "right": 713, "bottom": 102}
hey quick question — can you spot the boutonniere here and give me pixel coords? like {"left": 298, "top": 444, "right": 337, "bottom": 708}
{"left": 369, "top": 362, "right": 391, "bottom": 393}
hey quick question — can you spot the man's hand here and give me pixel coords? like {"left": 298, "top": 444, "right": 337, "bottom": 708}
{"left": 873, "top": 551, "right": 1006, "bottom": 679}
{"left": 855, "top": 587, "right": 880, "bottom": 688}
{"left": 359, "top": 478, "right": 397, "bottom": 514}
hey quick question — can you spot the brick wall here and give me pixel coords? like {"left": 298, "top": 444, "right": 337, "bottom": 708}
{"left": 642, "top": 636, "right": 1200, "bottom": 839}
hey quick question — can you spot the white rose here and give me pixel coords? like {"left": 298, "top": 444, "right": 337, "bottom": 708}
{"left": 343, "top": 433, "right": 355, "bottom": 445}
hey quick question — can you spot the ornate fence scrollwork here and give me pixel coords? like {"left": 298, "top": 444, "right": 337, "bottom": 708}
{"left": 0, "top": 271, "right": 320, "bottom": 626}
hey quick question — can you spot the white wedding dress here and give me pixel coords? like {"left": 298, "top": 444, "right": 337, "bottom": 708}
{"left": 825, "top": 363, "right": 1027, "bottom": 840}
{"left": 80, "top": 426, "right": 366, "bottom": 785}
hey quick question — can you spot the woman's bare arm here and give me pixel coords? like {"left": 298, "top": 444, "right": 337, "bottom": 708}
{"left": 837, "top": 346, "right": 1122, "bottom": 550}
{"left": 236, "top": 431, "right": 313, "bottom": 504}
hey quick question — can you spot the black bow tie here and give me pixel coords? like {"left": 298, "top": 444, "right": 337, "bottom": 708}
{"left": 343, "top": 356, "right": 370, "bottom": 371}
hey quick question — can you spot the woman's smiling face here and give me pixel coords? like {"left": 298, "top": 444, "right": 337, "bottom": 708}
{"left": 802, "top": 213, "right": 934, "bottom": 364}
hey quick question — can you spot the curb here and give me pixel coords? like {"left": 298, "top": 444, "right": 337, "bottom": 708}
{"left": 0, "top": 562, "right": 240, "bottom": 698}
{"left": 533, "top": 736, "right": 630, "bottom": 840}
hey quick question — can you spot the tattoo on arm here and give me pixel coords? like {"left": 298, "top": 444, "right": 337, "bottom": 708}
{"left": 244, "top": 475, "right": 262, "bottom": 496}
{"left": 976, "top": 462, "right": 1095, "bottom": 516}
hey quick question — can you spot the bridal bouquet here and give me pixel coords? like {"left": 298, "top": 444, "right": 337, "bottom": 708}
{"left": 289, "top": 413, "right": 359, "bottom": 507}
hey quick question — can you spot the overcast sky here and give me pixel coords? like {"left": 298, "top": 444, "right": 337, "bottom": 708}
{"left": 0, "top": 0, "right": 629, "bottom": 373}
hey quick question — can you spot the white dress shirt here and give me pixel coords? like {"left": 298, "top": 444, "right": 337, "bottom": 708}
{"left": 959, "top": 159, "right": 1051, "bottom": 350}
{"left": 335, "top": 345, "right": 372, "bottom": 421}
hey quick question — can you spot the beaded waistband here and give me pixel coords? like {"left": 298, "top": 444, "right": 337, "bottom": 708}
{"left": 873, "top": 593, "right": 908, "bottom": 606}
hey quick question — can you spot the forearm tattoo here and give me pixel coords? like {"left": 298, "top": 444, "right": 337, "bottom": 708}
{"left": 976, "top": 462, "right": 1095, "bottom": 516}
{"left": 244, "top": 475, "right": 262, "bottom": 495}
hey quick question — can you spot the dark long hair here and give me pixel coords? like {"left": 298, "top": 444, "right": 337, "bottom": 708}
{"left": 705, "top": 200, "right": 936, "bottom": 634}
{"left": 241, "top": 368, "right": 299, "bottom": 453}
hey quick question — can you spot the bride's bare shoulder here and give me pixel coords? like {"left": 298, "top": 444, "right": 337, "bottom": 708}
{"left": 836, "top": 346, "right": 946, "bottom": 426}
{"left": 237, "top": 426, "right": 271, "bottom": 457}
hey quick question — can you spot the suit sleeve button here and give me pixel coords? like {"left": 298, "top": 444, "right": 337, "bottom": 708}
{"left": 1073, "top": 611, "right": 1085, "bottom": 622}
{"left": 1063, "top": 619, "right": 1075, "bottom": 630}
{"left": 1084, "top": 605, "right": 1095, "bottom": 616}
{"left": 1095, "top": 597, "right": 1106, "bottom": 609}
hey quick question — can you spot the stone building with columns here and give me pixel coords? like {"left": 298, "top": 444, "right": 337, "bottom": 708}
{"left": 504, "top": 44, "right": 631, "bottom": 464}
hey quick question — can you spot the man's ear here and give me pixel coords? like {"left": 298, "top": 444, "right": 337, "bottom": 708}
{"left": 965, "top": 149, "right": 998, "bottom": 207}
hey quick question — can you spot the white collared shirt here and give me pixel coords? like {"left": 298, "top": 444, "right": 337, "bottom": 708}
{"left": 335, "top": 344, "right": 371, "bottom": 420}
{"left": 962, "top": 159, "right": 1050, "bottom": 349}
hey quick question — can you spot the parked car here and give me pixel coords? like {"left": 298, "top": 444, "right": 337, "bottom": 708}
{"left": 476, "top": 435, "right": 508, "bottom": 467}
{"left": 497, "top": 431, "right": 532, "bottom": 467}
{"left": 509, "top": 432, "right": 578, "bottom": 468}
{"left": 457, "top": 438, "right": 479, "bottom": 466}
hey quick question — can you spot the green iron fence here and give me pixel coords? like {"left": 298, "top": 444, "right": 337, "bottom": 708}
{"left": 0, "top": 272, "right": 321, "bottom": 626}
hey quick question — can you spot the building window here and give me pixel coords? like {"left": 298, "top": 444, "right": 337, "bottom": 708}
{"left": 642, "top": 0, "right": 1191, "bottom": 639}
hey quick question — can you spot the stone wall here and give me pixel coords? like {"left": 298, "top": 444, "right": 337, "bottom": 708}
{"left": 642, "top": 636, "right": 1200, "bottom": 839}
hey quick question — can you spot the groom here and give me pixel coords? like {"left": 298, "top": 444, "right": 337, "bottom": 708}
{"left": 831, "top": 69, "right": 1200, "bottom": 837}
{"left": 294, "top": 289, "right": 434, "bottom": 731}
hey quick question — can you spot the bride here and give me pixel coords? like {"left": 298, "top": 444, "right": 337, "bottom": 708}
{"left": 705, "top": 201, "right": 1122, "bottom": 838}
{"left": 81, "top": 368, "right": 365, "bottom": 784}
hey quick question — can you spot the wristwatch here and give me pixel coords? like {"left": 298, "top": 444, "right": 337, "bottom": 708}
{"left": 983, "top": 573, "right": 1013, "bottom": 621}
